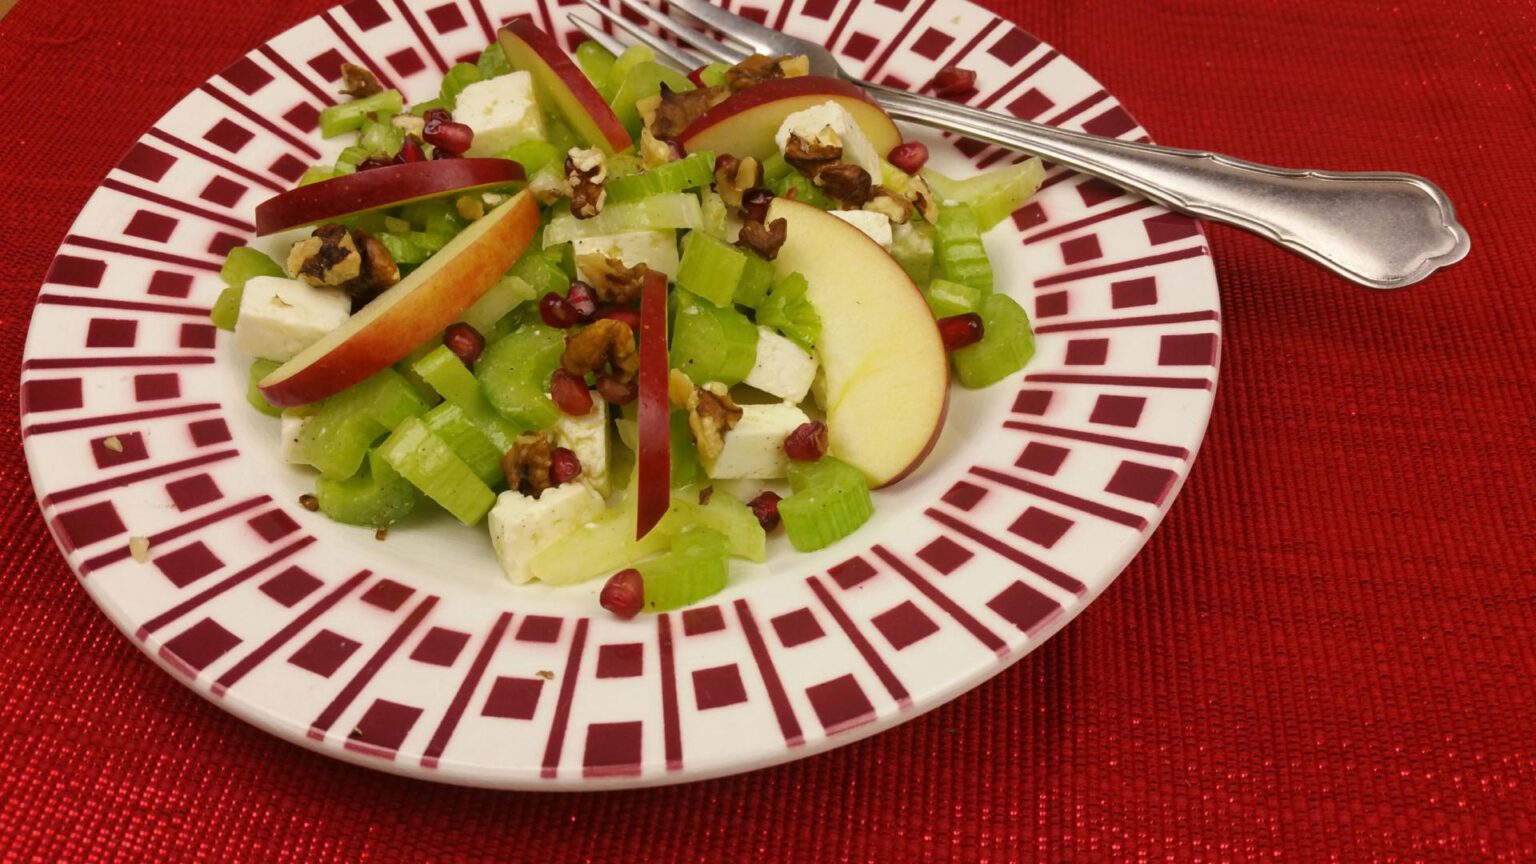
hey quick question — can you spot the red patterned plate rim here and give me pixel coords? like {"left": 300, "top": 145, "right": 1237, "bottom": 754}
{"left": 19, "top": 0, "right": 1220, "bottom": 789}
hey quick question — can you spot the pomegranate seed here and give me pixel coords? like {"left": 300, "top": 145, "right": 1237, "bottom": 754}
{"left": 566, "top": 281, "right": 599, "bottom": 322}
{"left": 442, "top": 322, "right": 485, "bottom": 365}
{"left": 747, "top": 491, "right": 782, "bottom": 531}
{"left": 421, "top": 108, "right": 453, "bottom": 125}
{"left": 594, "top": 304, "right": 640, "bottom": 333}
{"left": 432, "top": 145, "right": 460, "bottom": 160}
{"left": 550, "top": 369, "right": 594, "bottom": 416}
{"left": 357, "top": 155, "right": 393, "bottom": 171}
{"left": 600, "top": 568, "right": 645, "bottom": 618}
{"left": 783, "top": 421, "right": 829, "bottom": 462}
{"left": 931, "top": 65, "right": 977, "bottom": 99}
{"left": 549, "top": 446, "right": 583, "bottom": 485}
{"left": 937, "top": 313, "right": 985, "bottom": 351}
{"left": 595, "top": 373, "right": 637, "bottom": 404}
{"left": 741, "top": 187, "right": 774, "bottom": 223}
{"left": 394, "top": 137, "right": 426, "bottom": 163}
{"left": 539, "top": 291, "right": 579, "bottom": 328}
{"left": 887, "top": 141, "right": 929, "bottom": 175}
{"left": 424, "top": 118, "right": 474, "bottom": 154}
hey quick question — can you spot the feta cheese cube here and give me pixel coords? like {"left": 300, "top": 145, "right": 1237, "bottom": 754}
{"left": 829, "top": 210, "right": 893, "bottom": 249}
{"left": 742, "top": 326, "right": 818, "bottom": 403}
{"left": 488, "top": 483, "right": 606, "bottom": 584}
{"left": 774, "top": 100, "right": 883, "bottom": 179}
{"left": 234, "top": 275, "right": 350, "bottom": 362}
{"left": 553, "top": 398, "right": 610, "bottom": 495}
{"left": 701, "top": 402, "right": 811, "bottom": 480}
{"left": 279, "top": 407, "right": 317, "bottom": 465}
{"left": 572, "top": 230, "right": 680, "bottom": 282}
{"left": 456, "top": 71, "right": 545, "bottom": 157}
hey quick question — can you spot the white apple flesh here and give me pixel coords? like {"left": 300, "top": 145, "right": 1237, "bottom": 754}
{"left": 498, "top": 21, "right": 632, "bottom": 155}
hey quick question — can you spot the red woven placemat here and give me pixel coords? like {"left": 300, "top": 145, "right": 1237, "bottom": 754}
{"left": 3, "top": 0, "right": 1533, "bottom": 860}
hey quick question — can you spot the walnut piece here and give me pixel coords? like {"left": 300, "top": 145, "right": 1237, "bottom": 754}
{"left": 904, "top": 174, "right": 940, "bottom": 223}
{"left": 564, "top": 147, "right": 608, "bottom": 219}
{"left": 813, "top": 162, "right": 873, "bottom": 209}
{"left": 736, "top": 217, "right": 788, "bottom": 261}
{"left": 712, "top": 154, "right": 762, "bottom": 211}
{"left": 650, "top": 84, "right": 729, "bottom": 141}
{"left": 668, "top": 368, "right": 696, "bottom": 407}
{"left": 287, "top": 224, "right": 400, "bottom": 308}
{"left": 723, "top": 54, "right": 807, "bottom": 92}
{"left": 561, "top": 318, "right": 639, "bottom": 384}
{"left": 502, "top": 433, "right": 555, "bottom": 497}
{"left": 575, "top": 254, "right": 647, "bottom": 304}
{"left": 783, "top": 131, "right": 842, "bottom": 175}
{"left": 684, "top": 382, "right": 743, "bottom": 461}
{"left": 339, "top": 63, "right": 383, "bottom": 98}
{"left": 864, "top": 185, "right": 914, "bottom": 224}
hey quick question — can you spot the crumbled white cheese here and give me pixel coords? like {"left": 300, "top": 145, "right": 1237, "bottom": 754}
{"left": 571, "top": 230, "right": 681, "bottom": 282}
{"left": 234, "top": 275, "right": 350, "bottom": 362}
{"left": 742, "top": 327, "right": 818, "bottom": 403}
{"left": 488, "top": 483, "right": 606, "bottom": 584}
{"left": 701, "top": 402, "right": 811, "bottom": 480}
{"left": 774, "top": 100, "right": 884, "bottom": 178}
{"left": 455, "top": 71, "right": 545, "bottom": 157}
{"left": 552, "top": 398, "right": 610, "bottom": 496}
{"left": 829, "top": 209, "right": 893, "bottom": 249}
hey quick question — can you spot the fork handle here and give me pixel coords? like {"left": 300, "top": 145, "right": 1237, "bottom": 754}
{"left": 865, "top": 84, "right": 1469, "bottom": 289}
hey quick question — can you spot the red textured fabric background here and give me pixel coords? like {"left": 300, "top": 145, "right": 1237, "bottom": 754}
{"left": 3, "top": 0, "right": 1534, "bottom": 860}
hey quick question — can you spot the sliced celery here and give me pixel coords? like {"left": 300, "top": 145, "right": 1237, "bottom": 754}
{"left": 210, "top": 288, "right": 242, "bottom": 331}
{"left": 924, "top": 277, "right": 983, "bottom": 318}
{"left": 760, "top": 152, "right": 792, "bottom": 184}
{"left": 378, "top": 417, "right": 497, "bottom": 525}
{"left": 509, "top": 248, "right": 571, "bottom": 297}
{"left": 734, "top": 254, "right": 774, "bottom": 308}
{"left": 299, "top": 368, "right": 430, "bottom": 480}
{"left": 358, "top": 119, "right": 404, "bottom": 158}
{"left": 502, "top": 138, "right": 560, "bottom": 174}
{"left": 477, "top": 323, "right": 565, "bottom": 430}
{"left": 316, "top": 448, "right": 422, "bottom": 528}
{"left": 676, "top": 230, "right": 746, "bottom": 307}
{"left": 922, "top": 159, "right": 1044, "bottom": 232}
{"left": 768, "top": 171, "right": 833, "bottom": 210}
{"left": 935, "top": 203, "right": 993, "bottom": 294}
{"left": 477, "top": 42, "right": 512, "bottom": 78}
{"left": 638, "top": 527, "right": 730, "bottom": 611}
{"left": 318, "top": 90, "right": 404, "bottom": 138}
{"left": 413, "top": 344, "right": 524, "bottom": 452}
{"left": 890, "top": 220, "right": 936, "bottom": 287}
{"left": 698, "top": 190, "right": 729, "bottom": 241}
{"left": 664, "top": 493, "right": 766, "bottom": 562}
{"left": 779, "top": 457, "right": 873, "bottom": 552}
{"left": 440, "top": 62, "right": 484, "bottom": 107}
{"left": 458, "top": 275, "right": 534, "bottom": 334}
{"left": 542, "top": 112, "right": 581, "bottom": 155}
{"left": 335, "top": 144, "right": 372, "bottom": 168}
{"left": 697, "top": 62, "right": 729, "bottom": 88}
{"left": 670, "top": 411, "right": 700, "bottom": 488}
{"left": 755, "top": 272, "right": 821, "bottom": 350}
{"left": 409, "top": 97, "right": 450, "bottom": 117}
{"left": 374, "top": 232, "right": 427, "bottom": 266}
{"left": 298, "top": 166, "right": 340, "bottom": 186}
{"left": 543, "top": 194, "right": 702, "bottom": 245}
{"left": 422, "top": 402, "right": 504, "bottom": 486}
{"left": 398, "top": 198, "right": 464, "bottom": 235}
{"left": 951, "top": 294, "right": 1035, "bottom": 389}
{"left": 610, "top": 61, "right": 695, "bottom": 139}
{"left": 605, "top": 152, "right": 716, "bottom": 203}
{"left": 530, "top": 502, "right": 671, "bottom": 585}
{"left": 575, "top": 40, "right": 616, "bottom": 90}
{"left": 212, "top": 247, "right": 284, "bottom": 331}
{"left": 669, "top": 293, "right": 758, "bottom": 386}
{"left": 246, "top": 360, "right": 282, "bottom": 417}
{"left": 605, "top": 44, "right": 655, "bottom": 99}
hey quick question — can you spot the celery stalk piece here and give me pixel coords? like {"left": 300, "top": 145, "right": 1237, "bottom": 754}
{"left": 501, "top": 138, "right": 560, "bottom": 174}
{"left": 950, "top": 294, "right": 1035, "bottom": 389}
{"left": 760, "top": 152, "right": 792, "bottom": 184}
{"left": 734, "top": 254, "right": 774, "bottom": 308}
{"left": 779, "top": 457, "right": 874, "bottom": 552}
{"left": 409, "top": 97, "right": 450, "bottom": 117}
{"left": 477, "top": 42, "right": 512, "bottom": 78}
{"left": 212, "top": 247, "right": 285, "bottom": 331}
{"left": 638, "top": 527, "right": 731, "bottom": 611}
{"left": 509, "top": 248, "right": 571, "bottom": 297}
{"left": 210, "top": 288, "right": 243, "bottom": 331}
{"left": 768, "top": 172, "right": 833, "bottom": 209}
{"left": 543, "top": 194, "right": 703, "bottom": 245}
{"left": 413, "top": 344, "right": 525, "bottom": 452}
{"left": 697, "top": 62, "right": 730, "bottom": 87}
{"left": 298, "top": 166, "right": 340, "bottom": 186}
{"left": 335, "top": 145, "right": 372, "bottom": 168}
{"left": 458, "top": 275, "right": 534, "bottom": 334}
{"left": 924, "top": 277, "right": 984, "bottom": 318}
{"left": 358, "top": 119, "right": 404, "bottom": 158}
{"left": 921, "top": 159, "right": 1044, "bottom": 232}
{"left": 542, "top": 112, "right": 581, "bottom": 154}
{"left": 890, "top": 220, "right": 936, "bottom": 287}
{"left": 604, "top": 152, "right": 716, "bottom": 203}
{"left": 676, "top": 230, "right": 747, "bottom": 307}
{"left": 699, "top": 190, "right": 729, "bottom": 241}
{"left": 605, "top": 44, "right": 655, "bottom": 99}
{"left": 378, "top": 417, "right": 497, "bottom": 525}
{"left": 476, "top": 323, "right": 565, "bottom": 430}
{"left": 318, "top": 90, "right": 404, "bottom": 138}
{"left": 422, "top": 402, "right": 504, "bottom": 486}
{"left": 575, "top": 40, "right": 617, "bottom": 90}
{"left": 755, "top": 272, "right": 821, "bottom": 350}
{"left": 299, "top": 368, "right": 430, "bottom": 480}
{"left": 374, "top": 232, "right": 427, "bottom": 266}
{"left": 670, "top": 412, "right": 700, "bottom": 488}
{"left": 529, "top": 502, "right": 671, "bottom": 585}
{"left": 610, "top": 61, "right": 695, "bottom": 139}
{"left": 398, "top": 198, "right": 465, "bottom": 235}
{"left": 246, "top": 360, "right": 283, "bottom": 417}
{"left": 439, "top": 62, "right": 485, "bottom": 108}
{"left": 935, "top": 203, "right": 993, "bottom": 295}
{"left": 669, "top": 292, "right": 759, "bottom": 386}
{"left": 315, "top": 448, "right": 422, "bottom": 528}
{"left": 664, "top": 493, "right": 766, "bottom": 562}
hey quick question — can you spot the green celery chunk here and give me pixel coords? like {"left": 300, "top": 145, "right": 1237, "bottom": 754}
{"left": 315, "top": 448, "right": 422, "bottom": 528}
{"left": 502, "top": 138, "right": 560, "bottom": 174}
{"left": 374, "top": 232, "right": 427, "bottom": 266}
{"left": 409, "top": 97, "right": 450, "bottom": 117}
{"left": 760, "top": 152, "right": 792, "bottom": 183}
{"left": 950, "top": 294, "right": 1034, "bottom": 389}
{"left": 358, "top": 119, "right": 404, "bottom": 158}
{"left": 605, "top": 44, "right": 655, "bottom": 99}
{"left": 698, "top": 190, "right": 729, "bottom": 240}
{"left": 670, "top": 412, "right": 700, "bottom": 488}
{"left": 318, "top": 90, "right": 404, "bottom": 138}
{"left": 604, "top": 152, "right": 716, "bottom": 203}
{"left": 440, "top": 62, "right": 484, "bottom": 107}
{"left": 413, "top": 344, "right": 524, "bottom": 452}
{"left": 610, "top": 62, "right": 694, "bottom": 139}
{"left": 458, "top": 275, "right": 535, "bottom": 334}
{"left": 378, "top": 416, "right": 497, "bottom": 525}
{"left": 477, "top": 323, "right": 565, "bottom": 430}
{"left": 890, "top": 220, "right": 936, "bottom": 287}
{"left": 299, "top": 368, "right": 429, "bottom": 480}
{"left": 509, "top": 247, "right": 572, "bottom": 297}
{"left": 422, "top": 402, "right": 504, "bottom": 486}
{"left": 210, "top": 288, "right": 243, "bottom": 331}
{"left": 663, "top": 492, "right": 766, "bottom": 562}
{"left": 530, "top": 502, "right": 670, "bottom": 585}
{"left": 755, "top": 272, "right": 821, "bottom": 350}
{"left": 246, "top": 360, "right": 282, "bottom": 417}
{"left": 542, "top": 112, "right": 581, "bottom": 154}
{"left": 924, "top": 277, "right": 983, "bottom": 318}
{"left": 669, "top": 292, "right": 758, "bottom": 386}
{"left": 768, "top": 171, "right": 833, "bottom": 209}
{"left": 212, "top": 247, "right": 284, "bottom": 331}
{"left": 575, "top": 40, "right": 617, "bottom": 90}
{"left": 298, "top": 166, "right": 340, "bottom": 186}
{"left": 922, "top": 159, "right": 1044, "bottom": 231}
{"left": 935, "top": 203, "right": 993, "bottom": 294}
{"left": 676, "top": 231, "right": 746, "bottom": 307}
{"left": 778, "top": 457, "right": 873, "bottom": 552}
{"left": 398, "top": 198, "right": 466, "bottom": 236}
{"left": 734, "top": 254, "right": 774, "bottom": 308}
{"left": 477, "top": 42, "right": 512, "bottom": 78}
{"left": 697, "top": 62, "right": 729, "bottom": 87}
{"left": 543, "top": 194, "right": 702, "bottom": 244}
{"left": 638, "top": 527, "right": 730, "bottom": 611}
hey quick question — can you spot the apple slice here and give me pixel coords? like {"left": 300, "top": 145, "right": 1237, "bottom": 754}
{"left": 766, "top": 197, "right": 949, "bottom": 487}
{"left": 498, "top": 21, "right": 632, "bottom": 155}
{"left": 259, "top": 190, "right": 540, "bottom": 407}
{"left": 253, "top": 159, "right": 525, "bottom": 236}
{"left": 678, "top": 76, "right": 901, "bottom": 164}
{"left": 635, "top": 268, "right": 671, "bottom": 539}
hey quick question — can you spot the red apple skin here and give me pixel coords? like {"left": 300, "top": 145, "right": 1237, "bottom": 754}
{"left": 499, "top": 21, "right": 631, "bottom": 155}
{"left": 634, "top": 269, "right": 671, "bottom": 539}
{"left": 678, "top": 76, "right": 903, "bottom": 162}
{"left": 258, "top": 191, "right": 540, "bottom": 407}
{"left": 253, "top": 159, "right": 525, "bottom": 236}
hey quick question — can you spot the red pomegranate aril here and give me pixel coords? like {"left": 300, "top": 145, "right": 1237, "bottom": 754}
{"left": 424, "top": 119, "right": 474, "bottom": 154}
{"left": 357, "top": 155, "right": 394, "bottom": 171}
{"left": 431, "top": 146, "right": 460, "bottom": 160}
{"left": 550, "top": 369, "right": 594, "bottom": 416}
{"left": 394, "top": 137, "right": 426, "bottom": 163}
{"left": 783, "top": 420, "right": 829, "bottom": 462}
{"left": 539, "top": 291, "right": 579, "bottom": 328}
{"left": 937, "top": 312, "right": 985, "bottom": 351}
{"left": 595, "top": 373, "right": 637, "bottom": 404}
{"left": 566, "top": 281, "right": 599, "bottom": 322}
{"left": 741, "top": 187, "right": 774, "bottom": 223}
{"left": 887, "top": 141, "right": 929, "bottom": 175}
{"left": 747, "top": 491, "right": 782, "bottom": 531}
{"left": 594, "top": 304, "right": 640, "bottom": 333}
{"left": 931, "top": 65, "right": 977, "bottom": 99}
{"left": 549, "top": 446, "right": 583, "bottom": 485}
{"left": 600, "top": 568, "right": 645, "bottom": 618}
{"left": 442, "top": 322, "right": 485, "bottom": 365}
{"left": 421, "top": 107, "right": 452, "bottom": 125}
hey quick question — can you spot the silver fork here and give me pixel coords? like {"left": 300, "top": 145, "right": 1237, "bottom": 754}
{"left": 568, "top": 0, "right": 1468, "bottom": 290}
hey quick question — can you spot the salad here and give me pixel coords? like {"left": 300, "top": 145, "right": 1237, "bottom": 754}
{"left": 213, "top": 22, "right": 1042, "bottom": 618}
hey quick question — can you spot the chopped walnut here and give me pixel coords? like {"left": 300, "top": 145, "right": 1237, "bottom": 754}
{"left": 561, "top": 318, "right": 639, "bottom": 384}
{"left": 736, "top": 216, "right": 788, "bottom": 261}
{"left": 904, "top": 173, "right": 939, "bottom": 223}
{"left": 783, "top": 131, "right": 843, "bottom": 175}
{"left": 683, "top": 382, "right": 743, "bottom": 461}
{"left": 455, "top": 195, "right": 485, "bottom": 221}
{"left": 639, "top": 128, "right": 675, "bottom": 169}
{"left": 128, "top": 536, "right": 151, "bottom": 563}
{"left": 724, "top": 54, "right": 808, "bottom": 92}
{"left": 575, "top": 254, "right": 647, "bottom": 304}
{"left": 391, "top": 113, "right": 425, "bottom": 138}
{"left": 502, "top": 433, "right": 555, "bottom": 497}
{"left": 814, "top": 162, "right": 873, "bottom": 208}
{"left": 564, "top": 147, "right": 608, "bottom": 219}
{"left": 102, "top": 436, "right": 124, "bottom": 453}
{"left": 650, "top": 84, "right": 729, "bottom": 140}
{"left": 339, "top": 63, "right": 383, "bottom": 98}
{"left": 287, "top": 224, "right": 400, "bottom": 308}
{"left": 864, "top": 185, "right": 913, "bottom": 224}
{"left": 668, "top": 368, "right": 696, "bottom": 407}
{"left": 712, "top": 154, "right": 762, "bottom": 211}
